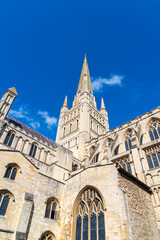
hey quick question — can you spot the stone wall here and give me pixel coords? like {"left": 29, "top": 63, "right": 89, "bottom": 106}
{"left": 118, "top": 168, "right": 159, "bottom": 240}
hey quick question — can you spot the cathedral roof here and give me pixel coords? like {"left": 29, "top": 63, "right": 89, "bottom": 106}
{"left": 77, "top": 55, "right": 93, "bottom": 95}
{"left": 6, "top": 116, "right": 58, "bottom": 148}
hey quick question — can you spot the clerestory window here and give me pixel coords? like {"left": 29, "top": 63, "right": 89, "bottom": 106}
{"left": 149, "top": 119, "right": 160, "bottom": 141}
{"left": 29, "top": 143, "right": 37, "bottom": 158}
{"left": 4, "top": 131, "right": 15, "bottom": 147}
{"left": 125, "top": 129, "right": 133, "bottom": 151}
{"left": 145, "top": 145, "right": 160, "bottom": 169}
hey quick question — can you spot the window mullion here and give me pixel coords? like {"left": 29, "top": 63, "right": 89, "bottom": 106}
{"left": 96, "top": 214, "right": 98, "bottom": 240}
{"left": 151, "top": 156, "right": 155, "bottom": 168}
{"left": 88, "top": 212, "right": 90, "bottom": 240}
{"left": 49, "top": 202, "right": 53, "bottom": 219}
{"left": 81, "top": 216, "right": 83, "bottom": 240}
{"left": 0, "top": 195, "right": 4, "bottom": 206}
{"left": 9, "top": 168, "right": 13, "bottom": 179}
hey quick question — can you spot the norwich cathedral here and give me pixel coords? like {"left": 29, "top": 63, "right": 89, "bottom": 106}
{"left": 0, "top": 56, "right": 160, "bottom": 240}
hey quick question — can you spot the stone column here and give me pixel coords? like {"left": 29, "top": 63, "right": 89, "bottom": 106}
{"left": 12, "top": 136, "right": 19, "bottom": 149}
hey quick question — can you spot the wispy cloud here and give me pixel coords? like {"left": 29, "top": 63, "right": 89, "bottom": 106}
{"left": 37, "top": 111, "right": 57, "bottom": 129}
{"left": 30, "top": 121, "right": 40, "bottom": 129}
{"left": 91, "top": 74, "right": 124, "bottom": 92}
{"left": 9, "top": 106, "right": 33, "bottom": 122}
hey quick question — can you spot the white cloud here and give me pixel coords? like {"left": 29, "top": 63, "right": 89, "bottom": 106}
{"left": 38, "top": 111, "right": 57, "bottom": 129}
{"left": 9, "top": 106, "right": 40, "bottom": 130}
{"left": 30, "top": 121, "right": 40, "bottom": 129}
{"left": 92, "top": 74, "right": 123, "bottom": 92}
{"left": 9, "top": 106, "right": 33, "bottom": 122}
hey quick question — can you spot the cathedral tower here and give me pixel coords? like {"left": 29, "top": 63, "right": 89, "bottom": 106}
{"left": 56, "top": 55, "right": 109, "bottom": 160}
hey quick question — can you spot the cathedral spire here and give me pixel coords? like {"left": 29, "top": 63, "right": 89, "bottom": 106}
{"left": 101, "top": 97, "right": 105, "bottom": 110}
{"left": 77, "top": 55, "right": 93, "bottom": 95}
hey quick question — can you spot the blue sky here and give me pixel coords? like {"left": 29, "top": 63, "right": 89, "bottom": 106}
{"left": 0, "top": 0, "right": 160, "bottom": 141}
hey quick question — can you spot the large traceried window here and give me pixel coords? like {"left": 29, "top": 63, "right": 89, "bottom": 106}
{"left": 149, "top": 119, "right": 160, "bottom": 141}
{"left": 116, "top": 156, "right": 132, "bottom": 174}
{"left": 40, "top": 231, "right": 55, "bottom": 240}
{"left": 4, "top": 131, "right": 15, "bottom": 147}
{"left": 0, "top": 191, "right": 13, "bottom": 216}
{"left": 75, "top": 188, "right": 105, "bottom": 240}
{"left": 125, "top": 129, "right": 133, "bottom": 151}
{"left": 145, "top": 145, "right": 160, "bottom": 169}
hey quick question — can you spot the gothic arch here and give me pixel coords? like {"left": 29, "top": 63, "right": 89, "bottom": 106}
{"left": 4, "top": 163, "right": 20, "bottom": 181}
{"left": 0, "top": 189, "right": 15, "bottom": 216}
{"left": 72, "top": 185, "right": 106, "bottom": 240}
{"left": 44, "top": 197, "right": 60, "bottom": 220}
{"left": 146, "top": 117, "right": 160, "bottom": 131}
{"left": 124, "top": 128, "right": 134, "bottom": 151}
{"left": 147, "top": 118, "right": 160, "bottom": 141}
{"left": 113, "top": 144, "right": 120, "bottom": 156}
{"left": 102, "top": 138, "right": 113, "bottom": 152}
{"left": 89, "top": 146, "right": 96, "bottom": 157}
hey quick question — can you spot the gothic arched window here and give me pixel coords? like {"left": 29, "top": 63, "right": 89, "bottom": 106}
{"left": 4, "top": 164, "right": 19, "bottom": 180}
{"left": 4, "top": 131, "right": 15, "bottom": 147}
{"left": 149, "top": 119, "right": 160, "bottom": 141}
{"left": 45, "top": 198, "right": 59, "bottom": 220}
{"left": 0, "top": 191, "right": 13, "bottom": 216}
{"left": 40, "top": 231, "right": 55, "bottom": 240}
{"left": 75, "top": 188, "right": 105, "bottom": 240}
{"left": 125, "top": 130, "right": 133, "bottom": 151}
{"left": 145, "top": 145, "right": 160, "bottom": 169}
{"left": 29, "top": 143, "right": 37, "bottom": 158}
{"left": 117, "top": 157, "right": 132, "bottom": 174}
{"left": 114, "top": 145, "right": 119, "bottom": 156}
{"left": 91, "top": 153, "right": 99, "bottom": 164}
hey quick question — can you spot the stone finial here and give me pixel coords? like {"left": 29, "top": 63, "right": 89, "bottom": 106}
{"left": 101, "top": 97, "right": 106, "bottom": 110}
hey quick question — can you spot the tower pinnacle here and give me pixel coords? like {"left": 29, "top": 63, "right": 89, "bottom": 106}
{"left": 77, "top": 55, "right": 93, "bottom": 95}
{"left": 101, "top": 97, "right": 106, "bottom": 110}
{"left": 63, "top": 95, "right": 68, "bottom": 107}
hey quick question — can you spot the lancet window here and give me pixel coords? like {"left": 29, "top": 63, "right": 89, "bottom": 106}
{"left": 29, "top": 143, "right": 37, "bottom": 158}
{"left": 116, "top": 156, "right": 132, "bottom": 174}
{"left": 4, "top": 164, "right": 19, "bottom": 180}
{"left": 45, "top": 198, "right": 59, "bottom": 220}
{"left": 0, "top": 191, "right": 12, "bottom": 216}
{"left": 4, "top": 131, "right": 15, "bottom": 147}
{"left": 149, "top": 119, "right": 160, "bottom": 141}
{"left": 40, "top": 232, "right": 55, "bottom": 240}
{"left": 125, "top": 130, "right": 133, "bottom": 151}
{"left": 91, "top": 153, "right": 99, "bottom": 164}
{"left": 114, "top": 145, "right": 119, "bottom": 156}
{"left": 75, "top": 188, "right": 105, "bottom": 240}
{"left": 145, "top": 145, "right": 160, "bottom": 169}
